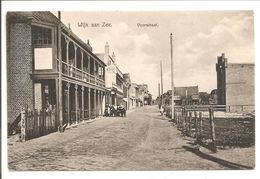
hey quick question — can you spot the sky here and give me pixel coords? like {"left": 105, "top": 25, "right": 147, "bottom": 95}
{"left": 55, "top": 11, "right": 254, "bottom": 99}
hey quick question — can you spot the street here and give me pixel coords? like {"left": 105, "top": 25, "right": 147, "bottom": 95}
{"left": 8, "top": 105, "right": 250, "bottom": 171}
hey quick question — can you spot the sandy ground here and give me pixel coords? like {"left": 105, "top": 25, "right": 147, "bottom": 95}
{"left": 8, "top": 105, "right": 254, "bottom": 171}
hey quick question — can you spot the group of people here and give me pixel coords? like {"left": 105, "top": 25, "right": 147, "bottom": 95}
{"left": 104, "top": 104, "right": 126, "bottom": 117}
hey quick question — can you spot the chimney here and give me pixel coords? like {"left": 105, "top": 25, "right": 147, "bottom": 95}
{"left": 58, "top": 11, "right": 61, "bottom": 20}
{"left": 104, "top": 42, "right": 110, "bottom": 65}
{"left": 222, "top": 53, "right": 225, "bottom": 59}
{"left": 221, "top": 53, "right": 227, "bottom": 67}
{"left": 87, "top": 40, "right": 93, "bottom": 52}
{"left": 105, "top": 42, "right": 109, "bottom": 56}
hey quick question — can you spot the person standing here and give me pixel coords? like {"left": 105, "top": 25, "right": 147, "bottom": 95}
{"left": 160, "top": 106, "right": 164, "bottom": 116}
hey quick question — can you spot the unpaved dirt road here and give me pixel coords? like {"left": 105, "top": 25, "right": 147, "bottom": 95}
{"left": 8, "top": 105, "right": 239, "bottom": 170}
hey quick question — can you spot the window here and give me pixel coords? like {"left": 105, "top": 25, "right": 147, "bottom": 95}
{"left": 99, "top": 67, "right": 104, "bottom": 76}
{"left": 32, "top": 26, "right": 52, "bottom": 47}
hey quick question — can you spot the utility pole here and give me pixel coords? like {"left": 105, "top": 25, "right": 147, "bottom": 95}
{"left": 170, "top": 33, "right": 175, "bottom": 120}
{"left": 158, "top": 83, "right": 160, "bottom": 108}
{"left": 158, "top": 83, "right": 160, "bottom": 98}
{"left": 160, "top": 60, "right": 163, "bottom": 106}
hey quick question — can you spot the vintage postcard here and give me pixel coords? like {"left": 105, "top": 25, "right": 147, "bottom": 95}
{"left": 2, "top": 2, "right": 259, "bottom": 179}
{"left": 5, "top": 10, "right": 255, "bottom": 171}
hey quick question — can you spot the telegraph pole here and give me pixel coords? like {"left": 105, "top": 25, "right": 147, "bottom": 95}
{"left": 158, "top": 83, "right": 161, "bottom": 108}
{"left": 160, "top": 60, "right": 164, "bottom": 106}
{"left": 170, "top": 33, "right": 175, "bottom": 120}
{"left": 158, "top": 83, "right": 160, "bottom": 98}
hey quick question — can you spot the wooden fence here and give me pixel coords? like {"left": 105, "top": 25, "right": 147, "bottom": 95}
{"left": 21, "top": 108, "right": 57, "bottom": 141}
{"left": 169, "top": 106, "right": 254, "bottom": 152}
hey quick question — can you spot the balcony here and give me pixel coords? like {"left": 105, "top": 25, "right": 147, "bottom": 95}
{"left": 112, "top": 82, "right": 123, "bottom": 94}
{"left": 57, "top": 59, "right": 105, "bottom": 88}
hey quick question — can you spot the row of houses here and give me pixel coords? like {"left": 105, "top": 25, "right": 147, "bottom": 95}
{"left": 123, "top": 74, "right": 152, "bottom": 109}
{"left": 159, "top": 53, "right": 254, "bottom": 113}
{"left": 6, "top": 11, "right": 151, "bottom": 131}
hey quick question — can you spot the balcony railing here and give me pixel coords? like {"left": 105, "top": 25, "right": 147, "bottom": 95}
{"left": 57, "top": 59, "right": 105, "bottom": 88}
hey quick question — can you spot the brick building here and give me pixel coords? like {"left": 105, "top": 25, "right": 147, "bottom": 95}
{"left": 216, "top": 53, "right": 255, "bottom": 112}
{"left": 7, "top": 12, "right": 106, "bottom": 127}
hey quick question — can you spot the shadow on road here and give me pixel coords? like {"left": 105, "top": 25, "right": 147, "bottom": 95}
{"left": 182, "top": 145, "right": 253, "bottom": 170}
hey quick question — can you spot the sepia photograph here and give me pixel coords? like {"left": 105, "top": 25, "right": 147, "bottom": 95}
{"left": 1, "top": 1, "right": 259, "bottom": 178}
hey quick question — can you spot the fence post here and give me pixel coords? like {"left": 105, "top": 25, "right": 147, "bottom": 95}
{"left": 209, "top": 107, "right": 217, "bottom": 152}
{"left": 194, "top": 111, "right": 198, "bottom": 141}
{"left": 40, "top": 109, "right": 43, "bottom": 136}
{"left": 181, "top": 107, "right": 185, "bottom": 133}
{"left": 47, "top": 109, "right": 49, "bottom": 133}
{"left": 177, "top": 111, "right": 179, "bottom": 127}
{"left": 43, "top": 109, "right": 46, "bottom": 135}
{"left": 32, "top": 110, "right": 36, "bottom": 139}
{"left": 185, "top": 109, "right": 188, "bottom": 135}
{"left": 51, "top": 110, "right": 54, "bottom": 132}
{"left": 178, "top": 111, "right": 181, "bottom": 127}
{"left": 199, "top": 112, "right": 203, "bottom": 143}
{"left": 174, "top": 111, "right": 177, "bottom": 124}
{"left": 188, "top": 111, "right": 192, "bottom": 136}
{"left": 20, "top": 109, "right": 26, "bottom": 142}
{"left": 28, "top": 109, "right": 31, "bottom": 140}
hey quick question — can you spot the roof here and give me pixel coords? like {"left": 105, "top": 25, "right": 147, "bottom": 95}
{"left": 116, "top": 66, "right": 123, "bottom": 78}
{"left": 95, "top": 53, "right": 105, "bottom": 62}
{"left": 7, "top": 11, "right": 60, "bottom": 25}
{"left": 109, "top": 56, "right": 115, "bottom": 63}
{"left": 95, "top": 53, "right": 115, "bottom": 66}
{"left": 227, "top": 63, "right": 254, "bottom": 67}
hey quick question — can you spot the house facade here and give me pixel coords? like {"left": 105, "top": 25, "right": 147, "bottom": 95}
{"left": 128, "top": 83, "right": 139, "bottom": 109}
{"left": 216, "top": 53, "right": 255, "bottom": 112}
{"left": 123, "top": 73, "right": 131, "bottom": 110}
{"left": 163, "top": 86, "right": 199, "bottom": 106}
{"left": 137, "top": 84, "right": 148, "bottom": 106}
{"left": 96, "top": 42, "right": 125, "bottom": 107}
{"left": 7, "top": 12, "right": 106, "bottom": 128}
